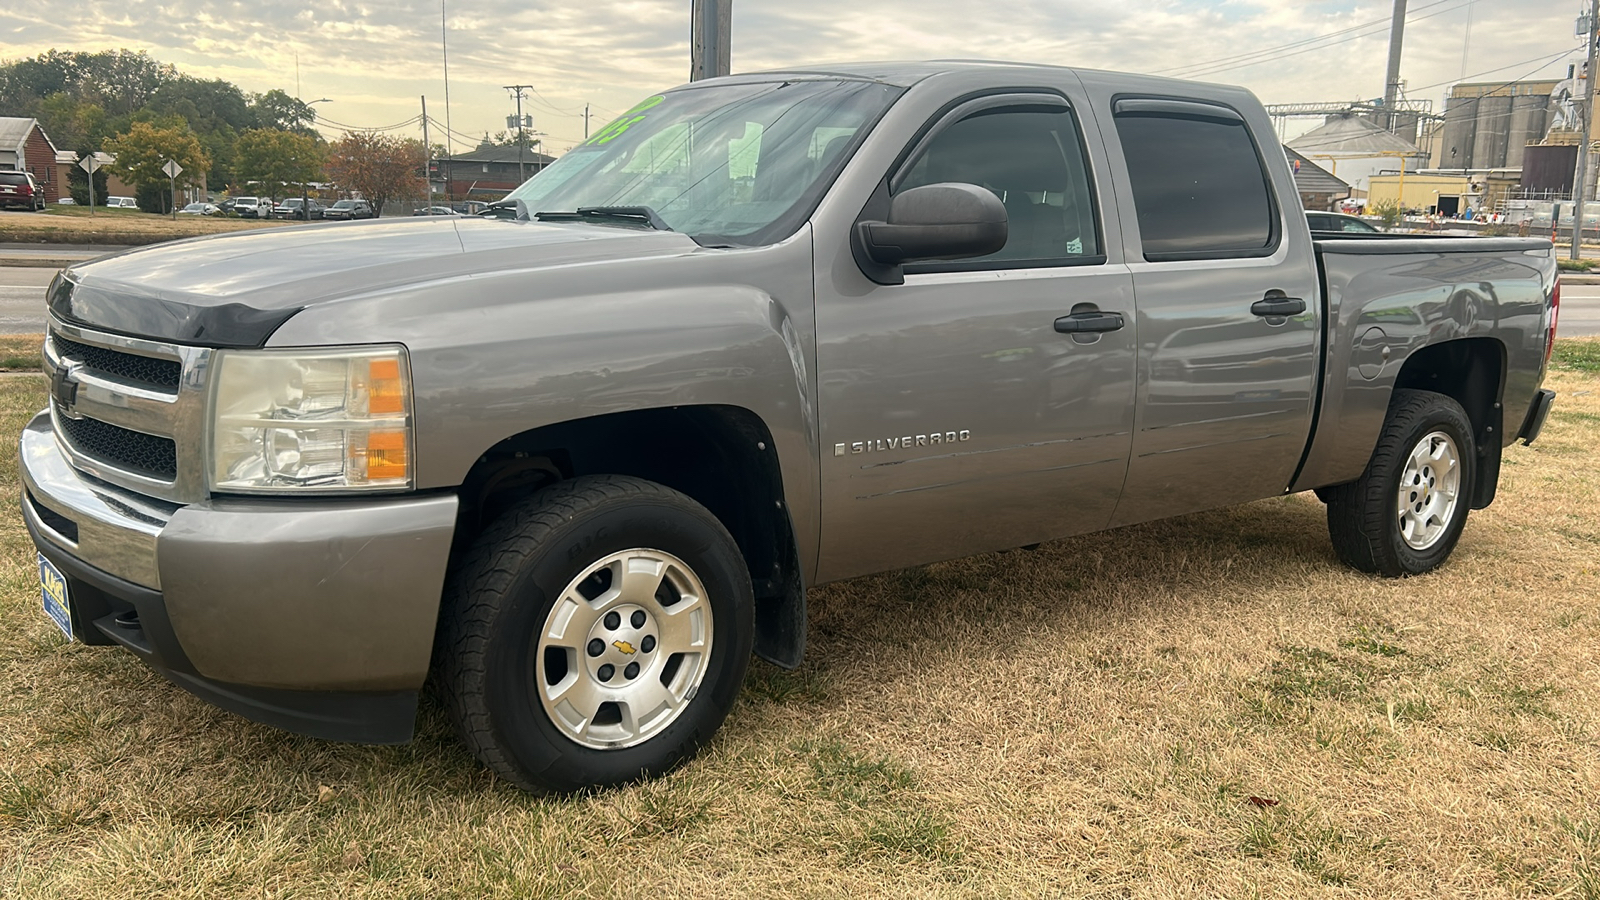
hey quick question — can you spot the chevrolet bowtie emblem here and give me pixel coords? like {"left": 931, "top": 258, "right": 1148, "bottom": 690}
{"left": 612, "top": 639, "right": 636, "bottom": 655}
{"left": 49, "top": 360, "right": 83, "bottom": 418}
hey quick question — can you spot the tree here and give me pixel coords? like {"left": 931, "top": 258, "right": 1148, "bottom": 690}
{"left": 103, "top": 121, "right": 211, "bottom": 212}
{"left": 235, "top": 129, "right": 325, "bottom": 203}
{"left": 326, "top": 133, "right": 426, "bottom": 217}
{"left": 248, "top": 89, "right": 318, "bottom": 134}
{"left": 1370, "top": 198, "right": 1404, "bottom": 232}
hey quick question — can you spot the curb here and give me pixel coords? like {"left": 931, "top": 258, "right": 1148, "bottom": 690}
{"left": 1559, "top": 274, "right": 1600, "bottom": 284}
{"left": 0, "top": 257, "right": 77, "bottom": 268}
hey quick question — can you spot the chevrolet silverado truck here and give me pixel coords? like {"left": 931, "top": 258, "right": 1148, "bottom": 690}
{"left": 22, "top": 61, "right": 1560, "bottom": 793}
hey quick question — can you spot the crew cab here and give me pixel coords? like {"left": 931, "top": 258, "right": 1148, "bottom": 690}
{"left": 22, "top": 61, "right": 1559, "bottom": 793}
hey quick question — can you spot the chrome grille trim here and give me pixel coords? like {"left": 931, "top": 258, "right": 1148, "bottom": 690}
{"left": 45, "top": 315, "right": 213, "bottom": 504}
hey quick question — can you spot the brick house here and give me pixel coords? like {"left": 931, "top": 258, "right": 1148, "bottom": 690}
{"left": 0, "top": 117, "right": 65, "bottom": 204}
{"left": 431, "top": 143, "right": 554, "bottom": 201}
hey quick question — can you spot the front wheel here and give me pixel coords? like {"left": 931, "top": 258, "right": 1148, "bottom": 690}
{"left": 438, "top": 475, "right": 754, "bottom": 793}
{"left": 1324, "top": 389, "right": 1476, "bottom": 576}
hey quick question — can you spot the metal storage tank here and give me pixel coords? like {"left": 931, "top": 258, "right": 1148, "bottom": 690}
{"left": 1440, "top": 96, "right": 1479, "bottom": 170}
{"left": 1472, "top": 95, "right": 1514, "bottom": 169}
{"left": 1506, "top": 95, "right": 1550, "bottom": 169}
{"left": 1522, "top": 144, "right": 1578, "bottom": 195}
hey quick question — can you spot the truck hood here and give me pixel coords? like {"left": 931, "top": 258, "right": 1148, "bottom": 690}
{"left": 51, "top": 216, "right": 700, "bottom": 346}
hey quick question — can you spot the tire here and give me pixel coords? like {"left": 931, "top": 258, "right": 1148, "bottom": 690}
{"left": 438, "top": 474, "right": 754, "bottom": 793}
{"left": 1324, "top": 388, "right": 1476, "bottom": 577}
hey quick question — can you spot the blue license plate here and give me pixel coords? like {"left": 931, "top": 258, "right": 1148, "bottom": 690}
{"left": 38, "top": 553, "right": 73, "bottom": 641}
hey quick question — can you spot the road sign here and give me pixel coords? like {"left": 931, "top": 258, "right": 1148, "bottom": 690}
{"left": 79, "top": 155, "right": 100, "bottom": 174}
{"left": 162, "top": 159, "right": 183, "bottom": 179}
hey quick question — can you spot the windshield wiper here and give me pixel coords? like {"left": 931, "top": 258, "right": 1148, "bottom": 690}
{"left": 480, "top": 199, "right": 529, "bottom": 220}
{"left": 533, "top": 206, "right": 672, "bottom": 231}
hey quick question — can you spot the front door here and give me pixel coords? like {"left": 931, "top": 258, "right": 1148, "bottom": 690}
{"left": 814, "top": 88, "right": 1137, "bottom": 581}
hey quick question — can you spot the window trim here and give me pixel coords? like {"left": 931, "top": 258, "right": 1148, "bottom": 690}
{"left": 879, "top": 91, "right": 1108, "bottom": 276}
{"left": 1111, "top": 93, "right": 1283, "bottom": 264}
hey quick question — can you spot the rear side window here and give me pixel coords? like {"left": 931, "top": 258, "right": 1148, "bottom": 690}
{"left": 1114, "top": 102, "right": 1277, "bottom": 261}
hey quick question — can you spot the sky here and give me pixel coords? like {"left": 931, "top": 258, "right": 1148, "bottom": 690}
{"left": 0, "top": 0, "right": 1590, "bottom": 154}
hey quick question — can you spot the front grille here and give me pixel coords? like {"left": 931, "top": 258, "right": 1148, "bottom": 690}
{"left": 53, "top": 335, "right": 181, "bottom": 391}
{"left": 56, "top": 415, "right": 178, "bottom": 481}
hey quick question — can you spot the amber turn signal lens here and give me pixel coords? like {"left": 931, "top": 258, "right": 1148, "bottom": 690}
{"left": 358, "top": 430, "right": 409, "bottom": 481}
{"left": 367, "top": 358, "right": 405, "bottom": 415}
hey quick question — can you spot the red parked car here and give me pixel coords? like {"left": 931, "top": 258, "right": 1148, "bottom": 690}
{"left": 0, "top": 171, "right": 46, "bottom": 211}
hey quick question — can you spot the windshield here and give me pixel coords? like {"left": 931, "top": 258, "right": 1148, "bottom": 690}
{"left": 0, "top": 173, "right": 27, "bottom": 185}
{"left": 505, "top": 79, "right": 901, "bottom": 244}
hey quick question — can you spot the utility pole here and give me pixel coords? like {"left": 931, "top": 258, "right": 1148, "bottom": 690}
{"left": 503, "top": 84, "right": 532, "bottom": 184}
{"left": 1573, "top": 0, "right": 1599, "bottom": 261}
{"left": 1382, "top": 0, "right": 1407, "bottom": 133}
{"left": 422, "top": 95, "right": 433, "bottom": 210}
{"left": 584, "top": 104, "right": 591, "bottom": 141}
{"left": 690, "top": 0, "right": 732, "bottom": 81}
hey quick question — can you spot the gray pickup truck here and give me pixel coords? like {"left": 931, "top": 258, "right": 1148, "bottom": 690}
{"left": 22, "top": 61, "right": 1559, "bottom": 793}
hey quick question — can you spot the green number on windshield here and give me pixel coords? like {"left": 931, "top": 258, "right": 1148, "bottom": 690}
{"left": 587, "top": 95, "right": 666, "bottom": 146}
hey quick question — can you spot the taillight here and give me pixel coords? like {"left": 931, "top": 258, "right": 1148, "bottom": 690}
{"left": 1546, "top": 277, "right": 1561, "bottom": 366}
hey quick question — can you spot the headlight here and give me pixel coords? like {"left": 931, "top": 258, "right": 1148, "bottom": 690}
{"left": 209, "top": 345, "right": 413, "bottom": 492}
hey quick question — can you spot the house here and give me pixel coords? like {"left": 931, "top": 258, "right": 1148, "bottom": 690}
{"left": 431, "top": 141, "right": 554, "bottom": 201}
{"left": 0, "top": 117, "right": 65, "bottom": 204}
{"left": 1283, "top": 146, "right": 1350, "bottom": 212}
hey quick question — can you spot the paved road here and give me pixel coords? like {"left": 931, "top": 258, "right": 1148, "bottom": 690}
{"left": 0, "top": 267, "right": 55, "bottom": 334}
{"left": 1558, "top": 284, "right": 1600, "bottom": 337}
{"left": 4, "top": 266, "right": 1599, "bottom": 337}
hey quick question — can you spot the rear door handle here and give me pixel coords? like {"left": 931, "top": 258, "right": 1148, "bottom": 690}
{"left": 1054, "top": 311, "right": 1126, "bottom": 333}
{"left": 1251, "top": 296, "right": 1306, "bottom": 317}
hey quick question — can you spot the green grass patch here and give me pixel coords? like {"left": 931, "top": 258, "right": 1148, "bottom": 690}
{"left": 1553, "top": 338, "right": 1600, "bottom": 373}
{"left": 0, "top": 334, "right": 42, "bottom": 371}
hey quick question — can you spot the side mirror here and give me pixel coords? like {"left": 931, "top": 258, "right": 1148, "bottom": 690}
{"left": 857, "top": 182, "right": 1008, "bottom": 266}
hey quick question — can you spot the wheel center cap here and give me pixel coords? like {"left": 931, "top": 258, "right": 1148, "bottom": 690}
{"left": 583, "top": 603, "right": 657, "bottom": 684}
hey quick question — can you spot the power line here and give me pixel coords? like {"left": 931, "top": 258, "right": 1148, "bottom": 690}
{"left": 316, "top": 114, "right": 423, "bottom": 133}
{"left": 1166, "top": 0, "right": 1478, "bottom": 81}
{"left": 1155, "top": 0, "right": 1463, "bottom": 77}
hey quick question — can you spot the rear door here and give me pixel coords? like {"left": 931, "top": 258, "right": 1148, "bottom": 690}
{"left": 1080, "top": 82, "right": 1322, "bottom": 526}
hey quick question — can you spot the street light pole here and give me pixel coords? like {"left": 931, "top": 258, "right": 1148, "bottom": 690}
{"left": 304, "top": 99, "right": 332, "bottom": 221}
{"left": 1573, "top": 0, "right": 1599, "bottom": 260}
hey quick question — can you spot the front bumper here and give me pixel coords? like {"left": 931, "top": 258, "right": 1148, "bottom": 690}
{"left": 20, "top": 411, "right": 459, "bottom": 743}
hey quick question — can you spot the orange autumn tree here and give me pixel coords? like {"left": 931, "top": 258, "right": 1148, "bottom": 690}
{"left": 325, "top": 132, "right": 425, "bottom": 218}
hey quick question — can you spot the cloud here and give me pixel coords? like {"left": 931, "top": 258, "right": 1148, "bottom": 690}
{"left": 0, "top": 0, "right": 1585, "bottom": 152}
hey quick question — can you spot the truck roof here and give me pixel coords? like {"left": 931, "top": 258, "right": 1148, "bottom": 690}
{"left": 702, "top": 60, "right": 1243, "bottom": 93}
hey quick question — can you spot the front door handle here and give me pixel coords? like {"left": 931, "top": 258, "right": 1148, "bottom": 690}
{"left": 1054, "top": 311, "right": 1126, "bottom": 334}
{"left": 1251, "top": 296, "right": 1306, "bottom": 317}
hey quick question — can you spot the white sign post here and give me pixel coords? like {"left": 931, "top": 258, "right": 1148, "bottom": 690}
{"left": 162, "top": 159, "right": 183, "bottom": 219}
{"left": 78, "top": 154, "right": 101, "bottom": 216}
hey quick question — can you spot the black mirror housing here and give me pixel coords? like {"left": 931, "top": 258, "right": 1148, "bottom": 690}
{"left": 858, "top": 183, "right": 1008, "bottom": 267}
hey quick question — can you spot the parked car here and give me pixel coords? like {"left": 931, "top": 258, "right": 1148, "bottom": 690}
{"left": 1307, "top": 211, "right": 1380, "bottom": 233}
{"left": 272, "top": 198, "right": 325, "bottom": 220}
{"left": 322, "top": 199, "right": 376, "bottom": 220}
{"left": 229, "top": 196, "right": 267, "bottom": 218}
{"left": 24, "top": 61, "right": 1560, "bottom": 794}
{"left": 105, "top": 196, "right": 138, "bottom": 210}
{"left": 412, "top": 206, "right": 461, "bottom": 216}
{"left": 0, "top": 171, "right": 46, "bottom": 211}
{"left": 177, "top": 202, "right": 221, "bottom": 216}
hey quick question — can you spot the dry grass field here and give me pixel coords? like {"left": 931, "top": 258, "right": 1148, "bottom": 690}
{"left": 1, "top": 342, "right": 1597, "bottom": 899}
{"left": 0, "top": 207, "right": 284, "bottom": 246}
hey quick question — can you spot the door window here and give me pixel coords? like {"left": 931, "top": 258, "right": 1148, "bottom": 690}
{"left": 1114, "top": 103, "right": 1278, "bottom": 261}
{"left": 897, "top": 107, "right": 1100, "bottom": 269}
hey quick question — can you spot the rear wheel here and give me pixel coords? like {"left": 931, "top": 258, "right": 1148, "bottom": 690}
{"left": 438, "top": 475, "right": 753, "bottom": 793}
{"left": 1324, "top": 389, "right": 1476, "bottom": 576}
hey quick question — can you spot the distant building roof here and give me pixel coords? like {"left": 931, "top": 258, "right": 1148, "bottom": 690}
{"left": 1283, "top": 146, "right": 1350, "bottom": 196}
{"left": 1288, "top": 114, "right": 1425, "bottom": 158}
{"left": 446, "top": 144, "right": 556, "bottom": 166}
{"left": 0, "top": 117, "right": 40, "bottom": 157}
